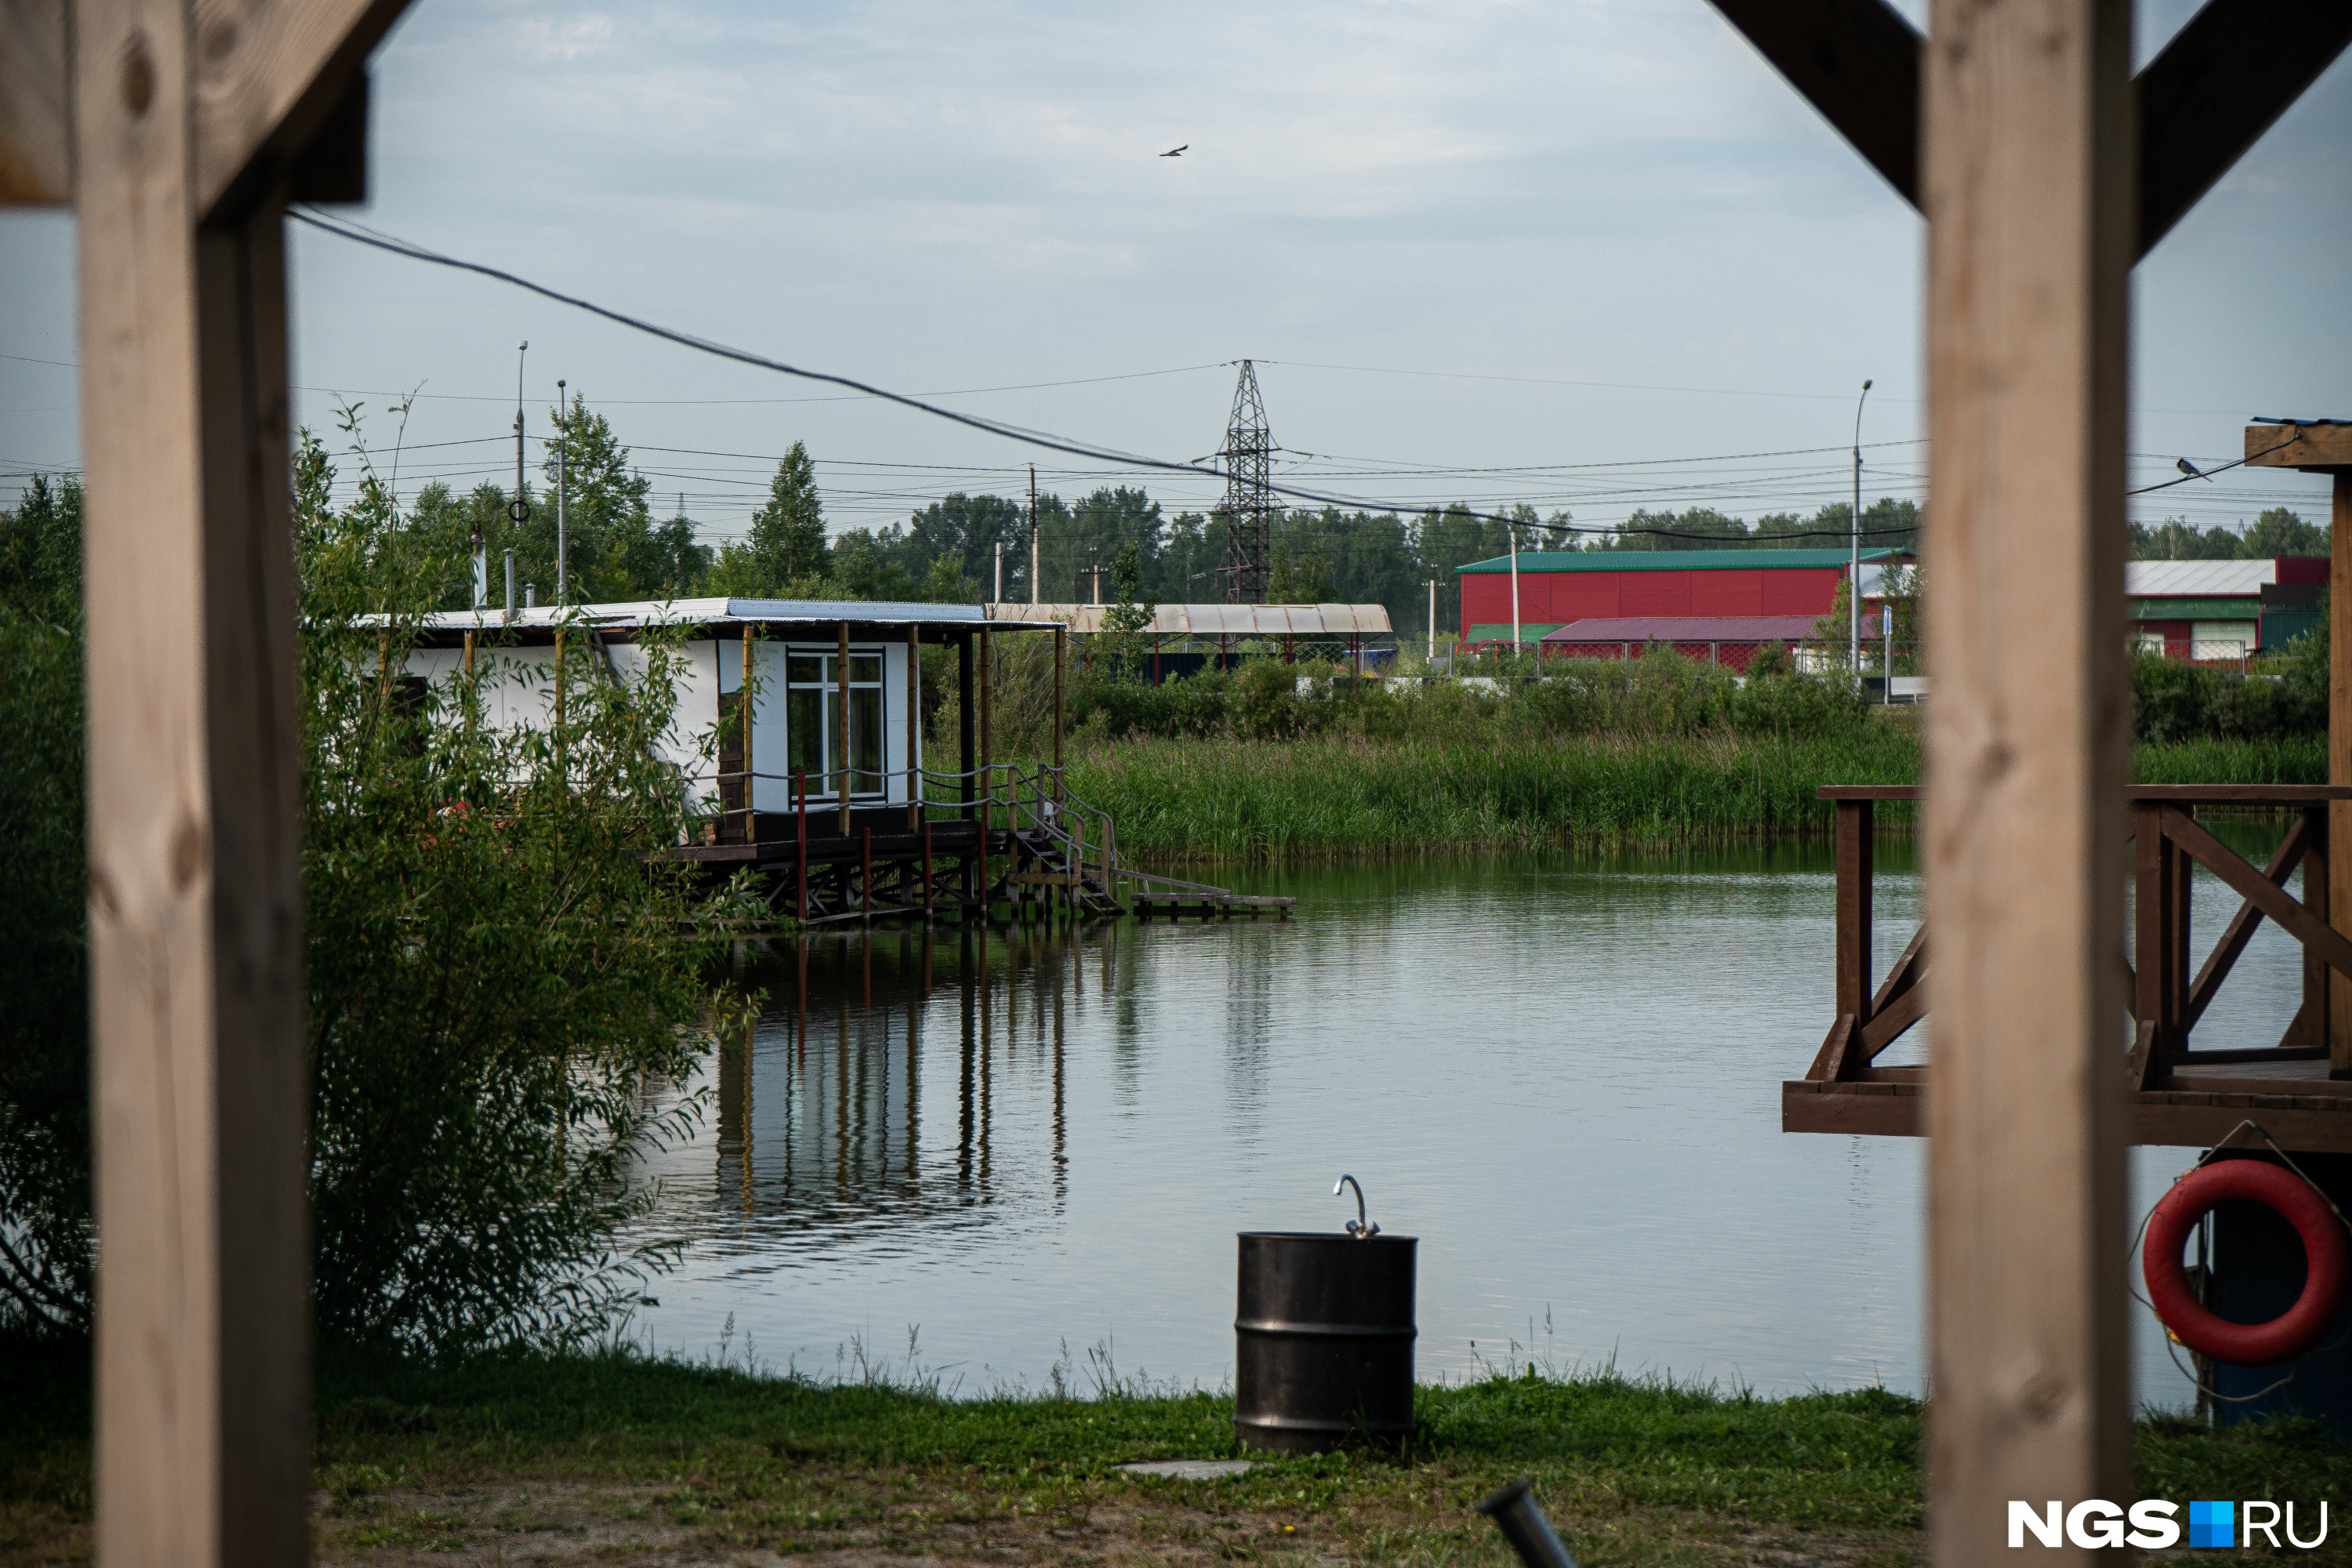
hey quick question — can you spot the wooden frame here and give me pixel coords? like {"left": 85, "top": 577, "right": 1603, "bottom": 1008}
{"left": 1791, "top": 787, "right": 2352, "bottom": 1145}
{"left": 5, "top": 3, "right": 419, "bottom": 1562}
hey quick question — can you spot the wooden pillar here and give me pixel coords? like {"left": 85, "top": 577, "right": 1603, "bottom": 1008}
{"left": 959, "top": 630, "right": 976, "bottom": 825}
{"left": 979, "top": 627, "right": 993, "bottom": 800}
{"left": 740, "top": 626, "right": 755, "bottom": 845}
{"left": 2241, "top": 433, "right": 2352, "bottom": 1069}
{"left": 86, "top": 174, "right": 314, "bottom": 1568}
{"left": 2334, "top": 471, "right": 2352, "bottom": 1076}
{"left": 2305, "top": 807, "right": 2331, "bottom": 1054}
{"left": 1922, "top": 0, "right": 2134, "bottom": 1556}
{"left": 837, "top": 621, "right": 851, "bottom": 836}
{"left": 1834, "top": 799, "right": 1873, "bottom": 1028}
{"left": 906, "top": 625, "right": 921, "bottom": 829}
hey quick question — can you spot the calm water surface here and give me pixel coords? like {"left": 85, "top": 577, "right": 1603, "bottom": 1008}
{"left": 624, "top": 829, "right": 2307, "bottom": 1407}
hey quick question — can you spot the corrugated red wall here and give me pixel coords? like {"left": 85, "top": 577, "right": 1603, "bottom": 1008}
{"left": 1462, "top": 565, "right": 1846, "bottom": 628}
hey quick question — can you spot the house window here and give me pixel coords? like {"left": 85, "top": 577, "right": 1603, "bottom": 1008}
{"left": 784, "top": 652, "right": 884, "bottom": 798}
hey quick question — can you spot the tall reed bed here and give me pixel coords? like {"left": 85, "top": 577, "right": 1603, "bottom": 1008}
{"left": 1068, "top": 727, "right": 1923, "bottom": 860}
{"left": 2132, "top": 734, "right": 2326, "bottom": 785}
{"left": 1064, "top": 728, "right": 2325, "bottom": 862}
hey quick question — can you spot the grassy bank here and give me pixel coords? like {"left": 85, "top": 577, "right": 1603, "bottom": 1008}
{"left": 1062, "top": 727, "right": 2325, "bottom": 862}
{"left": 5, "top": 1345, "right": 2346, "bottom": 1566}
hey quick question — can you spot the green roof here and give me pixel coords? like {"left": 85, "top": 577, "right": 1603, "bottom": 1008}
{"left": 1456, "top": 548, "right": 1908, "bottom": 575}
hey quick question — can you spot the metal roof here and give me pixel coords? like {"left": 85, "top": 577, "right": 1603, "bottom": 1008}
{"left": 2122, "top": 561, "right": 2278, "bottom": 597}
{"left": 1540, "top": 615, "right": 1824, "bottom": 643}
{"left": 1457, "top": 548, "right": 1912, "bottom": 574}
{"left": 412, "top": 597, "right": 1033, "bottom": 633}
{"left": 985, "top": 602, "right": 1393, "bottom": 636}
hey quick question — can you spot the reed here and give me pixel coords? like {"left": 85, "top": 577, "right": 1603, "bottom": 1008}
{"left": 1065, "top": 727, "right": 1924, "bottom": 860}
{"left": 1061, "top": 729, "right": 2325, "bottom": 862}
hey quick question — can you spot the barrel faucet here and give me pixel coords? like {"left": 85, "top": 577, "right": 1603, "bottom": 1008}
{"left": 1334, "top": 1174, "right": 1380, "bottom": 1239}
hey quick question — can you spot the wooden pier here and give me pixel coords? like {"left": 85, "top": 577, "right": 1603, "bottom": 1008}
{"left": 1786, "top": 785, "right": 2352, "bottom": 1152}
{"left": 667, "top": 764, "right": 1292, "bottom": 927}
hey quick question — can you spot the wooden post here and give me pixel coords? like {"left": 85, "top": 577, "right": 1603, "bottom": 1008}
{"left": 837, "top": 620, "right": 851, "bottom": 837}
{"left": 1922, "top": 1, "right": 2134, "bottom": 1556}
{"left": 958, "top": 631, "right": 976, "bottom": 824}
{"left": 1053, "top": 622, "right": 1065, "bottom": 801}
{"left": 978, "top": 627, "right": 993, "bottom": 798}
{"left": 2339, "top": 474, "right": 2352, "bottom": 1078}
{"left": 795, "top": 771, "right": 808, "bottom": 922}
{"left": 2299, "top": 805, "right": 2330, "bottom": 1052}
{"left": 11, "top": 5, "right": 421, "bottom": 1563}
{"left": 2249, "top": 434, "right": 2352, "bottom": 1075}
{"left": 906, "top": 624, "right": 920, "bottom": 830}
{"left": 740, "top": 625, "right": 755, "bottom": 845}
{"left": 1834, "top": 799, "right": 1873, "bottom": 1029}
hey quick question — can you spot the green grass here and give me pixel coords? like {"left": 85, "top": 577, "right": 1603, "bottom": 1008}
{"left": 7, "top": 1345, "right": 2349, "bottom": 1565}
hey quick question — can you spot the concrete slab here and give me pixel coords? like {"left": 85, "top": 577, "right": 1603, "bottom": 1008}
{"left": 1116, "top": 1459, "right": 1254, "bottom": 1481}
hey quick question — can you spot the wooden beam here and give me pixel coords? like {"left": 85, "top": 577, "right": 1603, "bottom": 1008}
{"left": 192, "top": 0, "right": 410, "bottom": 217}
{"left": 76, "top": 0, "right": 313, "bottom": 1560}
{"left": 1704, "top": 2, "right": 2352, "bottom": 263}
{"left": 1702, "top": 0, "right": 1922, "bottom": 204}
{"left": 284, "top": 63, "right": 365, "bottom": 203}
{"left": 1920, "top": 0, "right": 2134, "bottom": 1559}
{"left": 2183, "top": 811, "right": 2310, "bottom": 1030}
{"left": 2136, "top": 0, "right": 2352, "bottom": 256}
{"left": 2246, "top": 421, "right": 2352, "bottom": 473}
{"left": 0, "top": 0, "right": 70, "bottom": 203}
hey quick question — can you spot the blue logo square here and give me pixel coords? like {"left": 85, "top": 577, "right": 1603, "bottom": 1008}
{"left": 2189, "top": 1500, "right": 2234, "bottom": 1549}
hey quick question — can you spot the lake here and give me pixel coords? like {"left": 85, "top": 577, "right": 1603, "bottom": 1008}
{"left": 623, "top": 828, "right": 2307, "bottom": 1408}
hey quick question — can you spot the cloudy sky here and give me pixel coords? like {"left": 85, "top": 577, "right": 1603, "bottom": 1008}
{"left": 3, "top": 0, "right": 2347, "bottom": 544}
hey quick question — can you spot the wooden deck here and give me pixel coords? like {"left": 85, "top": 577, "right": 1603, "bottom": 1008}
{"left": 1785, "top": 785, "right": 2352, "bottom": 1152}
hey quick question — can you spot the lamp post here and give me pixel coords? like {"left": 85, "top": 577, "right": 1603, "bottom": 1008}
{"left": 1851, "top": 378, "right": 1873, "bottom": 670}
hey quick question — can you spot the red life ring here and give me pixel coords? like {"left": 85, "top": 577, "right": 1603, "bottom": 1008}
{"left": 2143, "top": 1160, "right": 2349, "bottom": 1367}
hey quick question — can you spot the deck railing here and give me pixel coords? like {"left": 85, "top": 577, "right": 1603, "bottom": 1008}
{"left": 1791, "top": 786, "right": 2352, "bottom": 1150}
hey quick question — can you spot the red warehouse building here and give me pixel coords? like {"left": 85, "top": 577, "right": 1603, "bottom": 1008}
{"left": 1457, "top": 547, "right": 1915, "bottom": 659}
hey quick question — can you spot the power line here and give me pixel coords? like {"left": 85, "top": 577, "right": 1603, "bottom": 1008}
{"left": 285, "top": 208, "right": 1923, "bottom": 545}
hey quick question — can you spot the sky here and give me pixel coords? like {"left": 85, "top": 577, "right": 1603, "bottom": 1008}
{"left": 3, "top": 0, "right": 2347, "bottom": 549}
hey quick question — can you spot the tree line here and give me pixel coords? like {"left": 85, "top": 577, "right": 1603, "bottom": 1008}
{"left": 234, "top": 397, "right": 2325, "bottom": 640}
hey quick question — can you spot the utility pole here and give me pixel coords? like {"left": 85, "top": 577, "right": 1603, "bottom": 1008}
{"left": 1508, "top": 522, "right": 1522, "bottom": 655}
{"left": 994, "top": 541, "right": 1004, "bottom": 604}
{"left": 1852, "top": 378, "right": 1872, "bottom": 670}
{"left": 1217, "top": 361, "right": 1277, "bottom": 603}
{"left": 554, "top": 377, "right": 568, "bottom": 605}
{"left": 1029, "top": 465, "right": 1040, "bottom": 607}
{"left": 1428, "top": 578, "right": 1437, "bottom": 664}
{"left": 513, "top": 343, "right": 528, "bottom": 537}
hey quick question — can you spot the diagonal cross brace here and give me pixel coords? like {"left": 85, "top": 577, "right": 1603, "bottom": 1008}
{"left": 2164, "top": 808, "right": 2352, "bottom": 985}
{"left": 1704, "top": 0, "right": 2352, "bottom": 261}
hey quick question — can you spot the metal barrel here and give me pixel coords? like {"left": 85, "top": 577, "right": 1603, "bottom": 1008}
{"left": 1233, "top": 1232, "right": 1417, "bottom": 1453}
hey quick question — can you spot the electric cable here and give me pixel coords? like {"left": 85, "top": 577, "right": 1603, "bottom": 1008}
{"left": 285, "top": 207, "right": 1923, "bottom": 546}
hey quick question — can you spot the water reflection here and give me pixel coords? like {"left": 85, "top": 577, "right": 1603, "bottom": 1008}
{"left": 630, "top": 833, "right": 2300, "bottom": 1404}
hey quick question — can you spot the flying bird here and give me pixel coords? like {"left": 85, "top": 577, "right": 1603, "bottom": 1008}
{"left": 1160, "top": 143, "right": 1187, "bottom": 157}
{"left": 2176, "top": 457, "right": 2211, "bottom": 481}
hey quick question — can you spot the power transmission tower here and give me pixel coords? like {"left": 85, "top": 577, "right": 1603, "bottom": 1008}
{"left": 1217, "top": 360, "right": 1277, "bottom": 603}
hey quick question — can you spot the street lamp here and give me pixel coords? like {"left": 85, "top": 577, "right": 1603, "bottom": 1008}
{"left": 1851, "top": 379, "right": 1873, "bottom": 670}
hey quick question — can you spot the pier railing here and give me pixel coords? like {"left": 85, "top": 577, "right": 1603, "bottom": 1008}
{"left": 1791, "top": 784, "right": 2352, "bottom": 1150}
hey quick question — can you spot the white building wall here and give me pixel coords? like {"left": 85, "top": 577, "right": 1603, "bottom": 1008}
{"left": 405, "top": 633, "right": 923, "bottom": 814}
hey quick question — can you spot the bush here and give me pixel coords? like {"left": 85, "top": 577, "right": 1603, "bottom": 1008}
{"left": 2131, "top": 648, "right": 2322, "bottom": 745}
{"left": 0, "top": 445, "right": 760, "bottom": 1352}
